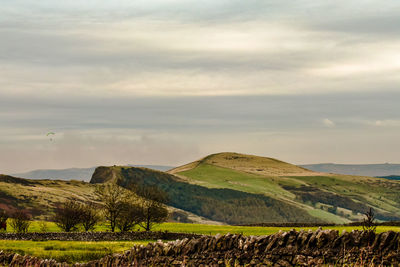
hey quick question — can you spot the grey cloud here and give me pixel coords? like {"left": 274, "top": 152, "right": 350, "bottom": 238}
{"left": 1, "top": 0, "right": 399, "bottom": 98}
{"left": 1, "top": 0, "right": 400, "bottom": 172}
{"left": 1, "top": 92, "right": 400, "bottom": 133}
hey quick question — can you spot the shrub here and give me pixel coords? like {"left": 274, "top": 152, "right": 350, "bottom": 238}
{"left": 38, "top": 221, "right": 48, "bottom": 232}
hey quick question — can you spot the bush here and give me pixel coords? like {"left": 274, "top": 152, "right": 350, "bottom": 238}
{"left": 38, "top": 221, "right": 48, "bottom": 233}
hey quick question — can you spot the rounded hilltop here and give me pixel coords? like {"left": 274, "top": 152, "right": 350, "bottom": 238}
{"left": 168, "top": 152, "right": 318, "bottom": 177}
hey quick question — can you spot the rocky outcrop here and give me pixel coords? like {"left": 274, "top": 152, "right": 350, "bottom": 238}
{"left": 2, "top": 229, "right": 400, "bottom": 266}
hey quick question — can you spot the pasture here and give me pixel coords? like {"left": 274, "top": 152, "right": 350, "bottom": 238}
{"left": 3, "top": 220, "right": 400, "bottom": 235}
{"left": 0, "top": 240, "right": 149, "bottom": 263}
{"left": 2, "top": 221, "right": 400, "bottom": 263}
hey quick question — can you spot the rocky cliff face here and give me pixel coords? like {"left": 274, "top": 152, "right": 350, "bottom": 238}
{"left": 2, "top": 229, "right": 400, "bottom": 266}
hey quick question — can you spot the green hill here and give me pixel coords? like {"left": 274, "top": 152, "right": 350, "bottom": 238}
{"left": 168, "top": 152, "right": 400, "bottom": 223}
{"left": 90, "top": 166, "right": 319, "bottom": 224}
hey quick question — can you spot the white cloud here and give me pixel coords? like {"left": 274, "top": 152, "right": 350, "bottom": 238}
{"left": 1, "top": 2, "right": 400, "bottom": 97}
{"left": 322, "top": 118, "right": 335, "bottom": 128}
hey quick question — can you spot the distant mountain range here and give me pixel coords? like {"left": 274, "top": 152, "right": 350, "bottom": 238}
{"left": 11, "top": 162, "right": 400, "bottom": 183}
{"left": 301, "top": 163, "right": 400, "bottom": 177}
{"left": 11, "top": 165, "right": 174, "bottom": 182}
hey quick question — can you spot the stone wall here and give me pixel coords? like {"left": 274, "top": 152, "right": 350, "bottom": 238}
{"left": 2, "top": 229, "right": 400, "bottom": 266}
{"left": 0, "top": 231, "right": 200, "bottom": 241}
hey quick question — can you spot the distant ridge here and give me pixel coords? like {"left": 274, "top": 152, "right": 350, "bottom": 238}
{"left": 11, "top": 165, "right": 174, "bottom": 182}
{"left": 301, "top": 163, "right": 400, "bottom": 177}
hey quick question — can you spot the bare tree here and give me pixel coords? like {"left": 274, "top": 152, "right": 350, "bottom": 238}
{"left": 53, "top": 199, "right": 83, "bottom": 232}
{"left": 80, "top": 202, "right": 100, "bottom": 232}
{"left": 116, "top": 201, "right": 142, "bottom": 232}
{"left": 362, "top": 207, "right": 377, "bottom": 233}
{"left": 135, "top": 185, "right": 169, "bottom": 231}
{"left": 0, "top": 210, "right": 8, "bottom": 231}
{"left": 95, "top": 184, "right": 133, "bottom": 232}
{"left": 9, "top": 210, "right": 31, "bottom": 233}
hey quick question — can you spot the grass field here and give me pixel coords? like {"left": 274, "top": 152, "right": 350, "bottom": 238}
{"left": 4, "top": 221, "right": 400, "bottom": 236}
{"left": 2, "top": 221, "right": 400, "bottom": 263}
{"left": 156, "top": 223, "right": 400, "bottom": 235}
{"left": 0, "top": 240, "right": 150, "bottom": 263}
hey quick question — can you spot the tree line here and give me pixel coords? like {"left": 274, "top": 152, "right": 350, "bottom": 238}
{"left": 0, "top": 183, "right": 169, "bottom": 233}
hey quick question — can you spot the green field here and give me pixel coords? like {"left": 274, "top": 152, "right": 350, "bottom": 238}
{"left": 173, "top": 153, "right": 400, "bottom": 223}
{"left": 4, "top": 221, "right": 400, "bottom": 236}
{"left": 0, "top": 240, "right": 149, "bottom": 263}
{"left": 157, "top": 223, "right": 400, "bottom": 235}
{"left": 2, "top": 221, "right": 400, "bottom": 263}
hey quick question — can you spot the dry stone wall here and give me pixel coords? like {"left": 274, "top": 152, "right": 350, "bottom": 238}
{"left": 2, "top": 229, "right": 400, "bottom": 266}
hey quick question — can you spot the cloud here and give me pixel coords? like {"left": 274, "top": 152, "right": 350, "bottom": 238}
{"left": 1, "top": 1, "right": 400, "bottom": 172}
{"left": 322, "top": 119, "right": 336, "bottom": 128}
{"left": 0, "top": 1, "right": 399, "bottom": 97}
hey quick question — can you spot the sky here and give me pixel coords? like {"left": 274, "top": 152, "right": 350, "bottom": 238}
{"left": 1, "top": 0, "right": 400, "bottom": 173}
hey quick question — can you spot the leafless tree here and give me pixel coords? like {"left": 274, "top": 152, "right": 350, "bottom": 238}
{"left": 53, "top": 199, "right": 83, "bottom": 232}
{"left": 116, "top": 201, "right": 142, "bottom": 232}
{"left": 134, "top": 185, "right": 169, "bottom": 231}
{"left": 362, "top": 207, "right": 377, "bottom": 233}
{"left": 80, "top": 202, "right": 100, "bottom": 232}
{"left": 0, "top": 210, "right": 8, "bottom": 231}
{"left": 9, "top": 210, "right": 31, "bottom": 233}
{"left": 95, "top": 183, "right": 133, "bottom": 232}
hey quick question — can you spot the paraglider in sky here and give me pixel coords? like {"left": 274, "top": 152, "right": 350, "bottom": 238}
{"left": 46, "top": 132, "right": 55, "bottom": 141}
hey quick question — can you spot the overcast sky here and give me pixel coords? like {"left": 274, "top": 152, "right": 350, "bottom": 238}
{"left": 1, "top": 0, "right": 400, "bottom": 173}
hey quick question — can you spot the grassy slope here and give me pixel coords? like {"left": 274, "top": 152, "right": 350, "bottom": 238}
{"left": 0, "top": 175, "right": 96, "bottom": 219}
{"left": 0, "top": 240, "right": 149, "bottom": 263}
{"left": 0, "top": 174, "right": 217, "bottom": 224}
{"left": 173, "top": 153, "right": 400, "bottom": 223}
{"left": 90, "top": 166, "right": 319, "bottom": 224}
